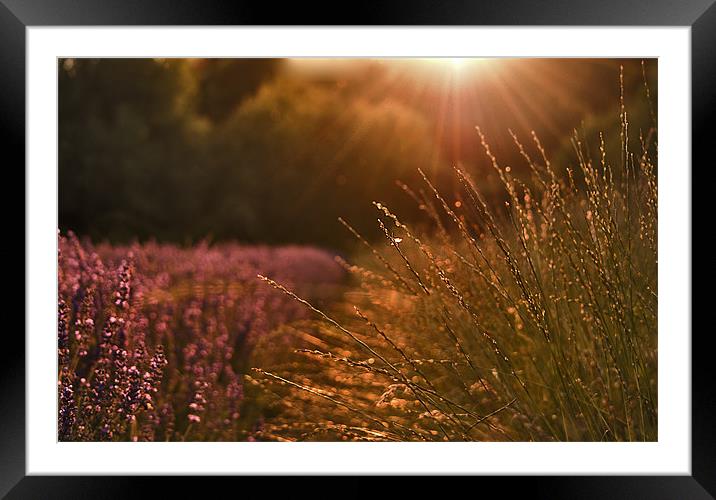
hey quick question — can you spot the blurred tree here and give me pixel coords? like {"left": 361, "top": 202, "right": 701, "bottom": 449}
{"left": 204, "top": 78, "right": 444, "bottom": 248}
{"left": 59, "top": 58, "right": 202, "bottom": 241}
{"left": 58, "top": 59, "right": 446, "bottom": 249}
{"left": 193, "top": 59, "right": 283, "bottom": 122}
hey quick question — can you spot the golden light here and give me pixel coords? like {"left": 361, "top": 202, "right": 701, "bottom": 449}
{"left": 400, "top": 58, "right": 497, "bottom": 81}
{"left": 414, "top": 58, "right": 469, "bottom": 72}
{"left": 421, "top": 58, "right": 490, "bottom": 69}
{"left": 286, "top": 58, "right": 497, "bottom": 82}
{"left": 448, "top": 58, "right": 467, "bottom": 69}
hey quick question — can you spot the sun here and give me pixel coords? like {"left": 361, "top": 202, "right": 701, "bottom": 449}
{"left": 411, "top": 58, "right": 494, "bottom": 77}
{"left": 419, "top": 58, "right": 470, "bottom": 70}
{"left": 448, "top": 58, "right": 467, "bottom": 69}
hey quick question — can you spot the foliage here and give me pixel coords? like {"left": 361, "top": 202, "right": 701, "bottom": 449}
{"left": 207, "top": 78, "right": 439, "bottom": 245}
{"left": 58, "top": 59, "right": 443, "bottom": 249}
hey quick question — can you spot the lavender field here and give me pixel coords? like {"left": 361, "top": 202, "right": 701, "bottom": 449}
{"left": 58, "top": 232, "right": 345, "bottom": 441}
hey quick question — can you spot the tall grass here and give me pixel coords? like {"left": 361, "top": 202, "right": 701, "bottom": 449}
{"left": 254, "top": 68, "right": 657, "bottom": 441}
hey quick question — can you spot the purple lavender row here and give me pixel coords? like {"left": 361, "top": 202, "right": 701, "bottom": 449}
{"left": 57, "top": 231, "right": 344, "bottom": 441}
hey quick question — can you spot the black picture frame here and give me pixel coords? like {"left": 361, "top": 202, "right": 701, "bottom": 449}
{"left": 3, "top": 0, "right": 708, "bottom": 497}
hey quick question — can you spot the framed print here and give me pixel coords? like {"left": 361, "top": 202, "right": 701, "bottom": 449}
{"left": 3, "top": 0, "right": 709, "bottom": 496}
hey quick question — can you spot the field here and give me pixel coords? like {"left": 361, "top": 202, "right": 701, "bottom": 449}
{"left": 58, "top": 236, "right": 345, "bottom": 441}
{"left": 57, "top": 59, "right": 658, "bottom": 442}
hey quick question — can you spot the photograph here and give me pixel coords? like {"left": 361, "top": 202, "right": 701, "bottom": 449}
{"left": 4, "top": 0, "right": 705, "bottom": 491}
{"left": 57, "top": 57, "right": 658, "bottom": 443}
